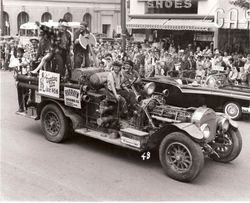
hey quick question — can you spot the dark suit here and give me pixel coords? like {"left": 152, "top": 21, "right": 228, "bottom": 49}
{"left": 73, "top": 29, "right": 90, "bottom": 68}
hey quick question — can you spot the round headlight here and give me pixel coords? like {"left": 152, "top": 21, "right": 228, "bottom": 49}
{"left": 219, "top": 117, "right": 230, "bottom": 132}
{"left": 144, "top": 82, "right": 156, "bottom": 95}
{"left": 200, "top": 123, "right": 210, "bottom": 139}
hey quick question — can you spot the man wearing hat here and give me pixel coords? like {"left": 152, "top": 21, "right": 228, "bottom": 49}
{"left": 73, "top": 21, "right": 90, "bottom": 68}
{"left": 121, "top": 60, "right": 141, "bottom": 113}
{"left": 57, "top": 18, "right": 72, "bottom": 79}
{"left": 106, "top": 61, "right": 128, "bottom": 117}
{"left": 27, "top": 37, "right": 39, "bottom": 70}
{"left": 32, "top": 19, "right": 71, "bottom": 79}
{"left": 15, "top": 47, "right": 30, "bottom": 112}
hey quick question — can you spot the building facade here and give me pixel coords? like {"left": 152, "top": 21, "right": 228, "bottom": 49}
{"left": 2, "top": 0, "right": 120, "bottom": 37}
{"left": 127, "top": 0, "right": 217, "bottom": 49}
{"left": 127, "top": 0, "right": 249, "bottom": 53}
{"left": 215, "top": 0, "right": 250, "bottom": 54}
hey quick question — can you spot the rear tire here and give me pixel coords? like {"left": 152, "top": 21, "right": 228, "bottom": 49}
{"left": 41, "top": 104, "right": 69, "bottom": 143}
{"left": 159, "top": 132, "right": 204, "bottom": 182}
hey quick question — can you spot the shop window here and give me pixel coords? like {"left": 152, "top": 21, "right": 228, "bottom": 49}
{"left": 64, "top": 12, "right": 73, "bottom": 22}
{"left": 41, "top": 12, "right": 52, "bottom": 22}
{"left": 3, "top": 11, "right": 10, "bottom": 35}
{"left": 17, "top": 12, "right": 29, "bottom": 33}
{"left": 83, "top": 13, "right": 91, "bottom": 31}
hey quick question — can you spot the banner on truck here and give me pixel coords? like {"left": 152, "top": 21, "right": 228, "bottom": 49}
{"left": 38, "top": 70, "right": 60, "bottom": 98}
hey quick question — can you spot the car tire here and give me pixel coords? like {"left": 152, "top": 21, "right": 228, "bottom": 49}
{"left": 159, "top": 132, "right": 204, "bottom": 182}
{"left": 224, "top": 102, "right": 242, "bottom": 120}
{"left": 41, "top": 104, "right": 69, "bottom": 143}
{"left": 209, "top": 128, "right": 242, "bottom": 163}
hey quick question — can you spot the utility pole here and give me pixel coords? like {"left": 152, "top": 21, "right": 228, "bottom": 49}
{"left": 0, "top": 0, "right": 4, "bottom": 36}
{"left": 120, "top": 0, "right": 126, "bottom": 53}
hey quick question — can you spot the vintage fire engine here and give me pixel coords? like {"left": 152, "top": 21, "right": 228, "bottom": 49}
{"left": 15, "top": 68, "right": 242, "bottom": 182}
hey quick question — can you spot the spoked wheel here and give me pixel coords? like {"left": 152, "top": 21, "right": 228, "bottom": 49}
{"left": 224, "top": 102, "right": 242, "bottom": 120}
{"left": 209, "top": 128, "right": 242, "bottom": 163}
{"left": 159, "top": 132, "right": 204, "bottom": 182}
{"left": 44, "top": 112, "right": 60, "bottom": 136}
{"left": 41, "top": 104, "right": 69, "bottom": 143}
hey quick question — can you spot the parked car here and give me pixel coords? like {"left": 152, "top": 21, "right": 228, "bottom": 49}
{"left": 15, "top": 69, "right": 242, "bottom": 182}
{"left": 143, "top": 73, "right": 250, "bottom": 120}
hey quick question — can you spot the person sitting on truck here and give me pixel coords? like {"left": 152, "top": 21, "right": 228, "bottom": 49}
{"left": 121, "top": 60, "right": 142, "bottom": 114}
{"left": 31, "top": 19, "right": 71, "bottom": 80}
{"left": 106, "top": 61, "right": 128, "bottom": 117}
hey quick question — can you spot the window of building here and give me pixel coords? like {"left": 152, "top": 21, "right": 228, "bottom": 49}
{"left": 102, "top": 24, "right": 111, "bottom": 37}
{"left": 41, "top": 12, "right": 52, "bottom": 22}
{"left": 64, "top": 12, "right": 73, "bottom": 22}
{"left": 83, "top": 13, "right": 91, "bottom": 31}
{"left": 3, "top": 11, "right": 10, "bottom": 35}
{"left": 17, "top": 12, "right": 29, "bottom": 32}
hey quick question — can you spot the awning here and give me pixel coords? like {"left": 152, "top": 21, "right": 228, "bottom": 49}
{"left": 127, "top": 18, "right": 215, "bottom": 31}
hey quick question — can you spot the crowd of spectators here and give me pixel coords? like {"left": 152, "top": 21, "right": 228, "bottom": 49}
{"left": 92, "top": 39, "right": 250, "bottom": 86}
{"left": 1, "top": 35, "right": 250, "bottom": 86}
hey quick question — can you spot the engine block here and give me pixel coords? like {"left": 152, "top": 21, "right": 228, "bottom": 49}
{"left": 150, "top": 105, "right": 194, "bottom": 123}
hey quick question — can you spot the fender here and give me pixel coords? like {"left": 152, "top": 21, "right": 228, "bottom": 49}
{"left": 37, "top": 98, "right": 84, "bottom": 129}
{"left": 174, "top": 123, "right": 204, "bottom": 140}
{"left": 229, "top": 119, "right": 238, "bottom": 129}
{"left": 147, "top": 123, "right": 204, "bottom": 150}
{"left": 216, "top": 112, "right": 239, "bottom": 129}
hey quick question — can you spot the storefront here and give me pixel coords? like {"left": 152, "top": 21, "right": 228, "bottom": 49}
{"left": 127, "top": 0, "right": 216, "bottom": 49}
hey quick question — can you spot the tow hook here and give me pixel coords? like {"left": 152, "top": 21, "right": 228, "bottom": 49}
{"left": 204, "top": 144, "right": 220, "bottom": 158}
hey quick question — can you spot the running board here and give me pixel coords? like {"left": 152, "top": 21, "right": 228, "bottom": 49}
{"left": 74, "top": 128, "right": 143, "bottom": 152}
{"left": 16, "top": 107, "right": 38, "bottom": 120}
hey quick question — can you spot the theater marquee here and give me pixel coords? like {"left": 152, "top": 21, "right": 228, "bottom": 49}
{"left": 215, "top": 8, "right": 250, "bottom": 29}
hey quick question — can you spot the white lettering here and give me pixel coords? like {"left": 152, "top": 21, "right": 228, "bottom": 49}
{"left": 184, "top": 0, "right": 192, "bottom": 8}
{"left": 228, "top": 8, "right": 238, "bottom": 29}
{"left": 175, "top": 0, "right": 182, "bottom": 8}
{"left": 155, "top": 0, "right": 164, "bottom": 8}
{"left": 164, "top": 0, "right": 173, "bottom": 8}
{"left": 147, "top": 0, "right": 154, "bottom": 8}
{"left": 146, "top": 0, "right": 193, "bottom": 9}
{"left": 215, "top": 8, "right": 225, "bottom": 28}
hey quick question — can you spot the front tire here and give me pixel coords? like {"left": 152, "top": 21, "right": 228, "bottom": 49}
{"left": 224, "top": 102, "right": 242, "bottom": 120}
{"left": 159, "top": 132, "right": 204, "bottom": 182}
{"left": 41, "top": 104, "right": 69, "bottom": 143}
{"left": 209, "top": 128, "right": 242, "bottom": 163}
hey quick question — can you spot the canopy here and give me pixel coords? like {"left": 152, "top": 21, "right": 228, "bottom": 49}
{"left": 20, "top": 22, "right": 38, "bottom": 30}
{"left": 20, "top": 21, "right": 80, "bottom": 29}
{"left": 127, "top": 18, "right": 216, "bottom": 31}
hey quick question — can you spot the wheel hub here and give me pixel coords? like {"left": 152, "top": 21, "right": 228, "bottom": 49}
{"left": 228, "top": 106, "right": 237, "bottom": 115}
{"left": 45, "top": 112, "right": 60, "bottom": 136}
{"left": 166, "top": 142, "right": 192, "bottom": 172}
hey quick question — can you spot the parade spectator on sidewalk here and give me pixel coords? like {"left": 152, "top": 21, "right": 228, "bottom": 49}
{"left": 203, "top": 56, "right": 212, "bottom": 75}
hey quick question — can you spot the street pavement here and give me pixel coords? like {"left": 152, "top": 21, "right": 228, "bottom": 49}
{"left": 1, "top": 71, "right": 250, "bottom": 201}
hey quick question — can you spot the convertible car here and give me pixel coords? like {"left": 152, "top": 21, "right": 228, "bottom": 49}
{"left": 143, "top": 74, "right": 250, "bottom": 120}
